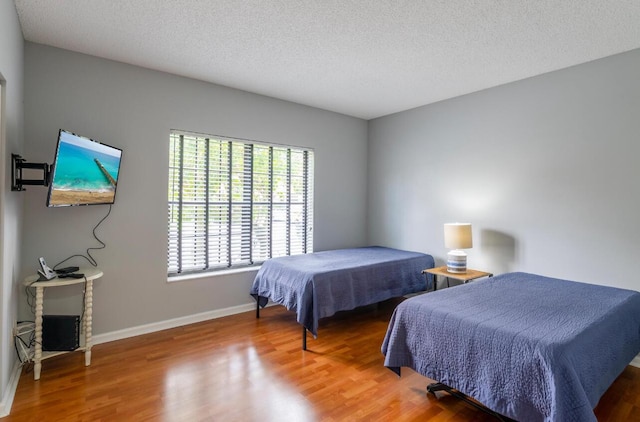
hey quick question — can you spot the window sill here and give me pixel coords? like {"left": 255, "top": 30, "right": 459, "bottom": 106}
{"left": 167, "top": 265, "right": 261, "bottom": 283}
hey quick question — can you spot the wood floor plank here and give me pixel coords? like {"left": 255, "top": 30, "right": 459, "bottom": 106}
{"left": 4, "top": 298, "right": 639, "bottom": 421}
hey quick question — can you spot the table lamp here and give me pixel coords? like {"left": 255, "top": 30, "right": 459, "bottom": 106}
{"left": 444, "top": 223, "right": 472, "bottom": 273}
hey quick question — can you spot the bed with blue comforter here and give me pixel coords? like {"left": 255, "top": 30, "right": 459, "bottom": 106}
{"left": 381, "top": 272, "right": 640, "bottom": 422}
{"left": 251, "top": 246, "right": 434, "bottom": 346}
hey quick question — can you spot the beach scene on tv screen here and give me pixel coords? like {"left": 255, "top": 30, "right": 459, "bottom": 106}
{"left": 49, "top": 131, "right": 122, "bottom": 206}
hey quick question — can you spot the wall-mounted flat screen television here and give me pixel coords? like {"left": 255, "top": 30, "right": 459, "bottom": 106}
{"left": 47, "top": 129, "right": 123, "bottom": 207}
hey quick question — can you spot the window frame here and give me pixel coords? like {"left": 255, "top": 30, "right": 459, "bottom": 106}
{"left": 167, "top": 130, "right": 314, "bottom": 277}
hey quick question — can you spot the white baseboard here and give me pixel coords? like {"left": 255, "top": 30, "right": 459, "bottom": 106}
{"left": 0, "top": 360, "right": 22, "bottom": 417}
{"left": 94, "top": 301, "right": 264, "bottom": 345}
{"left": 631, "top": 354, "right": 640, "bottom": 369}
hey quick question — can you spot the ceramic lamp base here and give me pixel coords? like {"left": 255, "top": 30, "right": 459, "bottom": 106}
{"left": 447, "top": 249, "right": 467, "bottom": 273}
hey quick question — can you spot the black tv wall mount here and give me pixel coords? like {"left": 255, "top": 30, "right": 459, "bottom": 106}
{"left": 11, "top": 153, "right": 51, "bottom": 191}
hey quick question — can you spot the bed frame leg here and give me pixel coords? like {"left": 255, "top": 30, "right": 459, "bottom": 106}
{"left": 256, "top": 298, "right": 260, "bottom": 319}
{"left": 427, "top": 383, "right": 514, "bottom": 422}
{"left": 302, "top": 326, "right": 307, "bottom": 350}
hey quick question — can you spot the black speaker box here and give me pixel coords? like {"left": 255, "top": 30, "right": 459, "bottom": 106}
{"left": 42, "top": 315, "right": 80, "bottom": 351}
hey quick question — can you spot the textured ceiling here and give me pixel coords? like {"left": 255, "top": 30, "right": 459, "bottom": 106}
{"left": 13, "top": 0, "right": 640, "bottom": 119}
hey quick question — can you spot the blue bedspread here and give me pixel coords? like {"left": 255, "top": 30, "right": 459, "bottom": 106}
{"left": 251, "top": 246, "right": 434, "bottom": 336}
{"left": 382, "top": 272, "right": 640, "bottom": 422}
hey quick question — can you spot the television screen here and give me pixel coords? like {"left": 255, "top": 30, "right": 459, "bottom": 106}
{"left": 47, "top": 129, "right": 123, "bottom": 207}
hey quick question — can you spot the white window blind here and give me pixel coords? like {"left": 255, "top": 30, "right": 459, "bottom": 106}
{"left": 167, "top": 131, "right": 314, "bottom": 276}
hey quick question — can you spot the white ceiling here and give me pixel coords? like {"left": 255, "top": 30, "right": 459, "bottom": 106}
{"left": 13, "top": 0, "right": 640, "bottom": 119}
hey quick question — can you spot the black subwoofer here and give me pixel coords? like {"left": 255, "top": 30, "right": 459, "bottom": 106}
{"left": 42, "top": 315, "right": 80, "bottom": 351}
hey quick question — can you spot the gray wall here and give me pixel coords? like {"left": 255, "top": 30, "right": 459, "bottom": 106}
{"left": 21, "top": 43, "right": 368, "bottom": 335}
{"left": 0, "top": 0, "right": 24, "bottom": 409}
{"left": 368, "top": 48, "right": 640, "bottom": 290}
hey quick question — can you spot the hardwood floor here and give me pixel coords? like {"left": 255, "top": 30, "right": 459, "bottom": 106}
{"left": 4, "top": 298, "right": 640, "bottom": 421}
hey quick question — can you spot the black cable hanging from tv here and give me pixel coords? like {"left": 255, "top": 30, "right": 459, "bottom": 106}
{"left": 53, "top": 204, "right": 112, "bottom": 270}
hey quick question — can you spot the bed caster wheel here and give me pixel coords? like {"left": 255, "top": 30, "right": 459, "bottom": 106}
{"left": 426, "top": 382, "right": 442, "bottom": 397}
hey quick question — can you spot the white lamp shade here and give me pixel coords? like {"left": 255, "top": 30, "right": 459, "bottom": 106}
{"left": 444, "top": 223, "right": 473, "bottom": 250}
